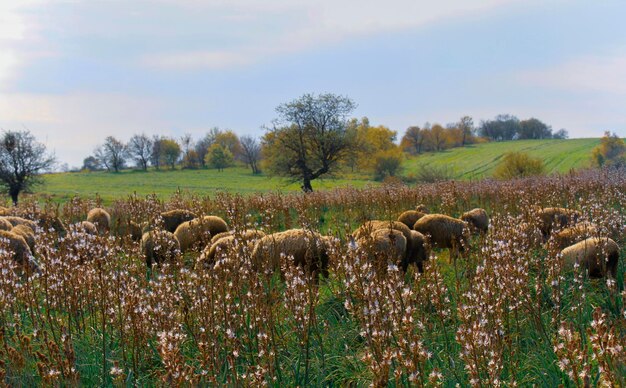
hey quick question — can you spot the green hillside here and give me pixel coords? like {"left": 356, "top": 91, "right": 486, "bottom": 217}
{"left": 404, "top": 138, "right": 599, "bottom": 180}
{"left": 40, "top": 138, "right": 599, "bottom": 203}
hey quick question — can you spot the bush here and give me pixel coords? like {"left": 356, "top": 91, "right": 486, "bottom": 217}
{"left": 592, "top": 131, "right": 625, "bottom": 168}
{"left": 413, "top": 164, "right": 454, "bottom": 183}
{"left": 373, "top": 150, "right": 403, "bottom": 181}
{"left": 493, "top": 152, "right": 545, "bottom": 179}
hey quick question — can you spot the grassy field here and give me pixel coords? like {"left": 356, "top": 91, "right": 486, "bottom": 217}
{"left": 40, "top": 138, "right": 599, "bottom": 203}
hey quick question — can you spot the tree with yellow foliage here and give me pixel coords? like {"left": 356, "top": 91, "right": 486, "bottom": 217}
{"left": 592, "top": 131, "right": 625, "bottom": 168}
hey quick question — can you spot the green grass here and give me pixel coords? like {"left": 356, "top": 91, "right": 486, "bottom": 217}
{"left": 404, "top": 138, "right": 599, "bottom": 180}
{"left": 40, "top": 138, "right": 599, "bottom": 203}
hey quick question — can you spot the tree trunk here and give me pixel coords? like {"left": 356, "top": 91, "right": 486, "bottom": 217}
{"left": 10, "top": 188, "right": 19, "bottom": 206}
{"left": 301, "top": 176, "right": 313, "bottom": 193}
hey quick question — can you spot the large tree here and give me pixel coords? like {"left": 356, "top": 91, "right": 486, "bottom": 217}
{"left": 262, "top": 93, "right": 356, "bottom": 192}
{"left": 96, "top": 136, "right": 127, "bottom": 173}
{"left": 400, "top": 126, "right": 426, "bottom": 155}
{"left": 0, "top": 130, "right": 56, "bottom": 205}
{"left": 128, "top": 133, "right": 153, "bottom": 171}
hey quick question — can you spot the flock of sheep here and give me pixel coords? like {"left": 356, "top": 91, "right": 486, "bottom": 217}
{"left": 0, "top": 203, "right": 619, "bottom": 280}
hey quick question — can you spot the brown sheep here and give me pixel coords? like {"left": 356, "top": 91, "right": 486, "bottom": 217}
{"left": 11, "top": 225, "right": 36, "bottom": 254}
{"left": 210, "top": 231, "right": 234, "bottom": 245}
{"left": 87, "top": 208, "right": 111, "bottom": 234}
{"left": 0, "top": 230, "right": 32, "bottom": 266}
{"left": 537, "top": 207, "right": 581, "bottom": 238}
{"left": 406, "top": 230, "right": 430, "bottom": 272}
{"left": 251, "top": 229, "right": 330, "bottom": 278}
{"left": 357, "top": 228, "right": 407, "bottom": 269}
{"left": 460, "top": 208, "right": 489, "bottom": 235}
{"left": 551, "top": 222, "right": 598, "bottom": 250}
{"left": 356, "top": 228, "right": 430, "bottom": 273}
{"left": 560, "top": 237, "right": 619, "bottom": 278}
{"left": 0, "top": 206, "right": 10, "bottom": 216}
{"left": 159, "top": 209, "right": 197, "bottom": 233}
{"left": 413, "top": 214, "right": 469, "bottom": 259}
{"left": 197, "top": 229, "right": 266, "bottom": 269}
{"left": 174, "top": 216, "right": 229, "bottom": 253}
{"left": 140, "top": 230, "right": 181, "bottom": 267}
{"left": 115, "top": 220, "right": 142, "bottom": 241}
{"left": 75, "top": 221, "right": 98, "bottom": 235}
{"left": 415, "top": 204, "right": 429, "bottom": 213}
{"left": 0, "top": 218, "right": 12, "bottom": 231}
{"left": 2, "top": 216, "right": 38, "bottom": 232}
{"left": 397, "top": 210, "right": 427, "bottom": 229}
{"left": 352, "top": 220, "right": 412, "bottom": 244}
{"left": 37, "top": 213, "right": 67, "bottom": 236}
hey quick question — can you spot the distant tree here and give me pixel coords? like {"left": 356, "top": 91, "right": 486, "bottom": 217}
{"left": 425, "top": 124, "right": 449, "bottom": 151}
{"left": 160, "top": 139, "right": 181, "bottom": 170}
{"left": 592, "top": 131, "right": 626, "bottom": 168}
{"left": 82, "top": 156, "right": 101, "bottom": 171}
{"left": 180, "top": 133, "right": 198, "bottom": 169}
{"left": 0, "top": 130, "right": 56, "bottom": 205}
{"left": 553, "top": 129, "right": 569, "bottom": 139}
{"left": 262, "top": 93, "right": 356, "bottom": 192}
{"left": 96, "top": 136, "right": 127, "bottom": 173}
{"left": 457, "top": 115, "right": 475, "bottom": 146}
{"left": 494, "top": 152, "right": 545, "bottom": 179}
{"left": 150, "top": 136, "right": 164, "bottom": 170}
{"left": 214, "top": 130, "right": 242, "bottom": 160}
{"left": 128, "top": 133, "right": 153, "bottom": 171}
{"left": 206, "top": 144, "right": 233, "bottom": 171}
{"left": 479, "top": 114, "right": 520, "bottom": 141}
{"left": 400, "top": 126, "right": 426, "bottom": 155}
{"left": 239, "top": 135, "right": 261, "bottom": 174}
{"left": 518, "top": 118, "right": 552, "bottom": 139}
{"left": 195, "top": 128, "right": 220, "bottom": 168}
{"left": 373, "top": 149, "right": 403, "bottom": 181}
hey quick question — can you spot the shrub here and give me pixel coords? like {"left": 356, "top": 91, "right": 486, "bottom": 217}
{"left": 373, "top": 150, "right": 403, "bottom": 181}
{"left": 592, "top": 131, "right": 625, "bottom": 168}
{"left": 493, "top": 151, "right": 545, "bottom": 179}
{"left": 413, "top": 163, "right": 454, "bottom": 183}
{"left": 206, "top": 144, "right": 234, "bottom": 171}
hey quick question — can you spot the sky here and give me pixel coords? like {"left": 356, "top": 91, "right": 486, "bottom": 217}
{"left": 0, "top": 0, "right": 625, "bottom": 168}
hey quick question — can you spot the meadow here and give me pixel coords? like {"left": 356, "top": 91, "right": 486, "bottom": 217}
{"left": 0, "top": 167, "right": 624, "bottom": 386}
{"left": 41, "top": 138, "right": 598, "bottom": 203}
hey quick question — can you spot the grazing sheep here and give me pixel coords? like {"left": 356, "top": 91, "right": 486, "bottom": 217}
{"left": 415, "top": 204, "right": 429, "bottom": 213}
{"left": 353, "top": 220, "right": 412, "bottom": 244}
{"left": 75, "top": 221, "right": 98, "bottom": 235}
{"left": 87, "top": 208, "right": 111, "bottom": 234}
{"left": 210, "top": 231, "right": 234, "bottom": 245}
{"left": 0, "top": 206, "right": 10, "bottom": 216}
{"left": 37, "top": 213, "right": 67, "bottom": 236}
{"left": 560, "top": 237, "right": 619, "bottom": 278}
{"left": 358, "top": 228, "right": 407, "bottom": 267}
{"left": 115, "top": 220, "right": 142, "bottom": 241}
{"left": 0, "top": 230, "right": 32, "bottom": 266}
{"left": 461, "top": 208, "right": 490, "bottom": 235}
{"left": 11, "top": 225, "right": 36, "bottom": 254}
{"left": 2, "top": 216, "right": 38, "bottom": 232}
{"left": 413, "top": 214, "right": 469, "bottom": 259}
{"left": 552, "top": 222, "right": 598, "bottom": 250}
{"left": 537, "top": 207, "right": 581, "bottom": 238}
{"left": 140, "top": 230, "right": 181, "bottom": 267}
{"left": 397, "top": 210, "right": 427, "bottom": 229}
{"left": 160, "top": 209, "right": 197, "bottom": 233}
{"left": 406, "top": 230, "right": 430, "bottom": 272}
{"left": 251, "top": 229, "right": 330, "bottom": 277}
{"left": 197, "top": 229, "right": 266, "bottom": 269}
{"left": 0, "top": 218, "right": 12, "bottom": 231}
{"left": 174, "top": 216, "right": 229, "bottom": 253}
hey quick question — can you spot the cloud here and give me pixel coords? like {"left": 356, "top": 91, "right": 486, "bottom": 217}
{"left": 142, "top": 0, "right": 523, "bottom": 70}
{"left": 519, "top": 51, "right": 626, "bottom": 94}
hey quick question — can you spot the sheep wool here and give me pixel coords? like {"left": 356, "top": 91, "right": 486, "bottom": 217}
{"left": 560, "top": 237, "right": 619, "bottom": 278}
{"left": 0, "top": 218, "right": 12, "bottom": 231}
{"left": 397, "top": 210, "right": 427, "bottom": 229}
{"left": 140, "top": 230, "right": 181, "bottom": 267}
{"left": 460, "top": 208, "right": 489, "bottom": 235}
{"left": 413, "top": 214, "right": 469, "bottom": 253}
{"left": 174, "top": 216, "right": 229, "bottom": 253}
{"left": 2, "top": 216, "right": 38, "bottom": 232}
{"left": 0, "top": 229, "right": 32, "bottom": 266}
{"left": 537, "top": 207, "right": 580, "bottom": 238}
{"left": 76, "top": 221, "right": 98, "bottom": 235}
{"left": 552, "top": 222, "right": 598, "bottom": 250}
{"left": 87, "top": 208, "right": 111, "bottom": 234}
{"left": 197, "top": 229, "right": 266, "bottom": 269}
{"left": 11, "top": 224, "right": 36, "bottom": 254}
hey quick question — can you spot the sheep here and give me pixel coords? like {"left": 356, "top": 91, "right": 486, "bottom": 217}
{"left": 460, "top": 208, "right": 489, "bottom": 235}
{"left": 197, "top": 229, "right": 266, "bottom": 269}
{"left": 2, "top": 216, "right": 38, "bottom": 232}
{"left": 397, "top": 210, "right": 427, "bottom": 229}
{"left": 0, "top": 230, "right": 32, "bottom": 267}
{"left": 251, "top": 229, "right": 330, "bottom": 278}
{"left": 74, "top": 221, "right": 98, "bottom": 235}
{"left": 356, "top": 228, "right": 430, "bottom": 273}
{"left": 159, "top": 209, "right": 197, "bottom": 233}
{"left": 37, "top": 213, "right": 67, "bottom": 236}
{"left": 174, "top": 216, "right": 229, "bottom": 253}
{"left": 210, "top": 231, "right": 234, "bottom": 245}
{"left": 11, "top": 224, "right": 36, "bottom": 254}
{"left": 115, "top": 220, "right": 143, "bottom": 241}
{"left": 352, "top": 220, "right": 412, "bottom": 244}
{"left": 0, "top": 218, "right": 12, "bottom": 231}
{"left": 406, "top": 230, "right": 430, "bottom": 272}
{"left": 551, "top": 222, "right": 598, "bottom": 250}
{"left": 0, "top": 206, "right": 9, "bottom": 216}
{"left": 415, "top": 204, "right": 429, "bottom": 213}
{"left": 413, "top": 214, "right": 469, "bottom": 260}
{"left": 87, "top": 208, "right": 111, "bottom": 234}
{"left": 536, "top": 207, "right": 581, "bottom": 239}
{"left": 140, "top": 230, "right": 181, "bottom": 267}
{"left": 560, "top": 237, "right": 619, "bottom": 278}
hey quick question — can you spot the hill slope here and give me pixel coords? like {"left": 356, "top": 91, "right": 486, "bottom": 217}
{"left": 41, "top": 138, "right": 599, "bottom": 202}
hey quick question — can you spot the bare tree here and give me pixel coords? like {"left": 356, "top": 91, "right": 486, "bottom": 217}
{"left": 239, "top": 135, "right": 261, "bottom": 174}
{"left": 128, "top": 133, "right": 153, "bottom": 171}
{"left": 96, "top": 136, "right": 127, "bottom": 172}
{"left": 151, "top": 135, "right": 164, "bottom": 170}
{"left": 0, "top": 130, "right": 56, "bottom": 205}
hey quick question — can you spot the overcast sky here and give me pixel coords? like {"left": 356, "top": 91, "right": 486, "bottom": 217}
{"left": 1, "top": 0, "right": 625, "bottom": 167}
